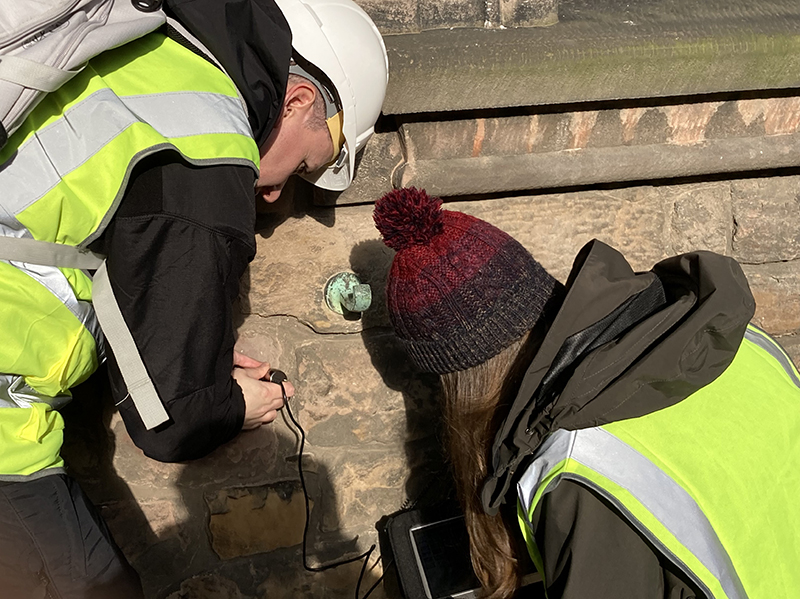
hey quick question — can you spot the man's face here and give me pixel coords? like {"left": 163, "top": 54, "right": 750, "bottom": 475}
{"left": 256, "top": 81, "right": 334, "bottom": 203}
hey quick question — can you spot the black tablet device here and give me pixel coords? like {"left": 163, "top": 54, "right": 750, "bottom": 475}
{"left": 384, "top": 503, "right": 543, "bottom": 599}
{"left": 386, "top": 506, "right": 480, "bottom": 599}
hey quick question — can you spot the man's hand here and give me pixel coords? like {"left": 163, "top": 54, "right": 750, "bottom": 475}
{"left": 232, "top": 352, "right": 295, "bottom": 430}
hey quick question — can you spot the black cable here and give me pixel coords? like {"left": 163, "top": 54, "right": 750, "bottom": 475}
{"left": 271, "top": 371, "right": 387, "bottom": 599}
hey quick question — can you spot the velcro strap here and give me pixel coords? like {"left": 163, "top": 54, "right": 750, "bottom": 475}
{"left": 0, "top": 55, "right": 82, "bottom": 92}
{"left": 0, "top": 236, "right": 105, "bottom": 269}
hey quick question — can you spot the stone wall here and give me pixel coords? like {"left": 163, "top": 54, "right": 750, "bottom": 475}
{"left": 63, "top": 171, "right": 800, "bottom": 599}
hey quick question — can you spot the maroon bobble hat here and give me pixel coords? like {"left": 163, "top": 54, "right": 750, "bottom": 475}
{"left": 373, "top": 187, "right": 563, "bottom": 374}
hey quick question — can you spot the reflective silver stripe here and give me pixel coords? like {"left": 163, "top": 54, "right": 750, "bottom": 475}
{"left": 1, "top": 255, "right": 105, "bottom": 362}
{"left": 0, "top": 374, "right": 72, "bottom": 410}
{"left": 122, "top": 92, "right": 252, "bottom": 139}
{"left": 0, "top": 468, "right": 68, "bottom": 483}
{"left": 744, "top": 326, "right": 800, "bottom": 389}
{"left": 0, "top": 88, "right": 251, "bottom": 221}
{"left": 517, "top": 428, "right": 575, "bottom": 516}
{"left": 518, "top": 428, "right": 748, "bottom": 599}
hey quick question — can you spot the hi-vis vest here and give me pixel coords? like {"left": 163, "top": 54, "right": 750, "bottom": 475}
{"left": 0, "top": 31, "right": 259, "bottom": 478}
{"left": 516, "top": 325, "right": 800, "bottom": 599}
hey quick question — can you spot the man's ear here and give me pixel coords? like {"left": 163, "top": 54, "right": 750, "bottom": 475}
{"left": 282, "top": 80, "right": 317, "bottom": 119}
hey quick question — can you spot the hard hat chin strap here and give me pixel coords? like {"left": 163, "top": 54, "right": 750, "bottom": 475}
{"left": 325, "top": 110, "right": 345, "bottom": 164}
{"left": 288, "top": 60, "right": 345, "bottom": 164}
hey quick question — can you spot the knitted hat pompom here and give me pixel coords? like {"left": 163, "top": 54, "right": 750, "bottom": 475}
{"left": 373, "top": 187, "right": 444, "bottom": 251}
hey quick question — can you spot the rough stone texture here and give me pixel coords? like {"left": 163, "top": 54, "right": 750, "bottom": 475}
{"left": 377, "top": 98, "right": 800, "bottom": 200}
{"left": 742, "top": 262, "right": 800, "bottom": 337}
{"left": 383, "top": 4, "right": 800, "bottom": 115}
{"left": 207, "top": 483, "right": 307, "bottom": 559}
{"left": 358, "top": 0, "right": 556, "bottom": 32}
{"left": 670, "top": 183, "right": 733, "bottom": 257}
{"left": 253, "top": 180, "right": 734, "bottom": 316}
{"left": 776, "top": 334, "right": 800, "bottom": 367}
{"left": 165, "top": 574, "right": 245, "bottom": 599}
{"left": 61, "top": 164, "right": 800, "bottom": 599}
{"left": 732, "top": 176, "right": 800, "bottom": 264}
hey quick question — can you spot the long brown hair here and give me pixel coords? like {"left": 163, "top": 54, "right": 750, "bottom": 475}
{"left": 440, "top": 330, "right": 540, "bottom": 599}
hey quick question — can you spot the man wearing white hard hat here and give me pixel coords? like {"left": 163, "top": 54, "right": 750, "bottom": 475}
{"left": 0, "top": 0, "right": 388, "bottom": 596}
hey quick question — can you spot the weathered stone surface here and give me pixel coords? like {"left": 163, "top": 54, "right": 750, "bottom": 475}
{"left": 243, "top": 203, "right": 384, "bottom": 335}
{"left": 383, "top": 1, "right": 800, "bottom": 115}
{"left": 207, "top": 483, "right": 307, "bottom": 559}
{"left": 742, "top": 261, "right": 800, "bottom": 336}
{"left": 165, "top": 574, "right": 245, "bottom": 599}
{"left": 358, "top": 0, "right": 555, "bottom": 32}
{"left": 390, "top": 100, "right": 800, "bottom": 199}
{"left": 67, "top": 167, "right": 800, "bottom": 599}
{"left": 732, "top": 176, "right": 800, "bottom": 264}
{"left": 323, "top": 449, "right": 409, "bottom": 538}
{"left": 776, "top": 334, "right": 800, "bottom": 369}
{"left": 499, "top": 0, "right": 558, "bottom": 28}
{"left": 256, "top": 559, "right": 386, "bottom": 599}
{"left": 247, "top": 179, "right": 753, "bottom": 329}
{"left": 669, "top": 182, "right": 733, "bottom": 256}
{"left": 417, "top": 0, "right": 484, "bottom": 30}
{"left": 293, "top": 336, "right": 437, "bottom": 448}
{"left": 357, "top": 0, "right": 418, "bottom": 33}
{"left": 446, "top": 189, "right": 671, "bottom": 281}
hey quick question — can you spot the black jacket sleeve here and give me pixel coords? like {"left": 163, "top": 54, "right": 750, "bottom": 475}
{"left": 91, "top": 152, "right": 257, "bottom": 462}
{"left": 531, "top": 480, "right": 704, "bottom": 599}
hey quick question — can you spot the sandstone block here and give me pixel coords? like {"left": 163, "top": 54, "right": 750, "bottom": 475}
{"left": 732, "top": 176, "right": 800, "bottom": 264}
{"left": 668, "top": 182, "right": 732, "bottom": 256}
{"left": 165, "top": 574, "right": 245, "bottom": 599}
{"left": 742, "top": 262, "right": 800, "bottom": 336}
{"left": 256, "top": 559, "right": 386, "bottom": 599}
{"left": 776, "top": 334, "right": 800, "bottom": 369}
{"left": 207, "top": 483, "right": 307, "bottom": 560}
{"left": 445, "top": 189, "right": 671, "bottom": 281}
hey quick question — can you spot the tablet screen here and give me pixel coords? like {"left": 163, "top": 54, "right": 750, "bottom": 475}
{"left": 409, "top": 516, "right": 481, "bottom": 599}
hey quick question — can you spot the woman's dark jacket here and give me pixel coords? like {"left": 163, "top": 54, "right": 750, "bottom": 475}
{"left": 485, "top": 240, "right": 756, "bottom": 599}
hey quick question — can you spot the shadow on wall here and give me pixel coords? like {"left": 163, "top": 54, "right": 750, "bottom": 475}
{"left": 63, "top": 369, "right": 384, "bottom": 599}
{"left": 349, "top": 239, "right": 456, "bottom": 512}
{"left": 61, "top": 366, "right": 158, "bottom": 569}
{"left": 154, "top": 431, "right": 384, "bottom": 599}
{"left": 254, "top": 178, "right": 336, "bottom": 242}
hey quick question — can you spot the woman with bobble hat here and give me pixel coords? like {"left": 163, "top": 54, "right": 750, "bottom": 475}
{"left": 373, "top": 187, "right": 800, "bottom": 599}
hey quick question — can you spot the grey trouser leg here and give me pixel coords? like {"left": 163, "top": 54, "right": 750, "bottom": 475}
{"left": 0, "top": 474, "right": 144, "bottom": 599}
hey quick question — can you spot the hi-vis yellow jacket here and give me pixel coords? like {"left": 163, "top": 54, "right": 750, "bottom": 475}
{"left": 517, "top": 325, "right": 800, "bottom": 599}
{"left": 0, "top": 32, "right": 259, "bottom": 478}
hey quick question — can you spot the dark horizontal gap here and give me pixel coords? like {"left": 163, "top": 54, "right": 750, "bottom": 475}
{"left": 374, "top": 87, "right": 800, "bottom": 133}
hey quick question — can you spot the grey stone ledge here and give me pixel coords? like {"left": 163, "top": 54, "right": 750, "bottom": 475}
{"left": 382, "top": 0, "right": 800, "bottom": 115}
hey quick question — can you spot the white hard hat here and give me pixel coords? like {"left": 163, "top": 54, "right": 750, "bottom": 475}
{"left": 273, "top": 0, "right": 389, "bottom": 191}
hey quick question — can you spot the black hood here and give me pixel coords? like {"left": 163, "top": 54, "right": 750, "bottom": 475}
{"left": 165, "top": 0, "right": 292, "bottom": 148}
{"left": 482, "top": 240, "right": 756, "bottom": 514}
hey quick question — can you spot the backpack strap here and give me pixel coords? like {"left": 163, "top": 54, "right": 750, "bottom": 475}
{"left": 0, "top": 237, "right": 169, "bottom": 430}
{"left": 0, "top": 236, "right": 104, "bottom": 269}
{"left": 0, "top": 55, "right": 82, "bottom": 92}
{"left": 92, "top": 261, "right": 169, "bottom": 430}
